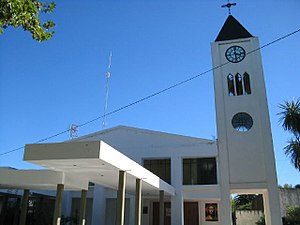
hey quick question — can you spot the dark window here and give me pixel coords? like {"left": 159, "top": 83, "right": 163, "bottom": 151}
{"left": 183, "top": 158, "right": 217, "bottom": 185}
{"left": 228, "top": 72, "right": 251, "bottom": 97}
{"left": 235, "top": 73, "right": 243, "bottom": 96}
{"left": 144, "top": 159, "right": 171, "bottom": 184}
{"left": 243, "top": 72, "right": 251, "bottom": 95}
{"left": 227, "top": 74, "right": 235, "bottom": 96}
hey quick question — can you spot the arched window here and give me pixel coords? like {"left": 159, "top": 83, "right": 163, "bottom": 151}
{"left": 227, "top": 74, "right": 235, "bottom": 96}
{"left": 243, "top": 72, "right": 251, "bottom": 95}
{"left": 227, "top": 72, "right": 252, "bottom": 97}
{"left": 235, "top": 73, "right": 243, "bottom": 96}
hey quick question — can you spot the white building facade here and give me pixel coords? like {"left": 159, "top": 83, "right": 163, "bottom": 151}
{"left": 65, "top": 125, "right": 220, "bottom": 225}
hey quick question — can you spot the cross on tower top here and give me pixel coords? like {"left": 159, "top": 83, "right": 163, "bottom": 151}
{"left": 221, "top": 1, "right": 236, "bottom": 15}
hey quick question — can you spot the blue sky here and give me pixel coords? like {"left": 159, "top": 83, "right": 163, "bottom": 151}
{"left": 0, "top": 0, "right": 299, "bottom": 186}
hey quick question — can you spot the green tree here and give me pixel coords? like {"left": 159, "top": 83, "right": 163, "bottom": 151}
{"left": 0, "top": 0, "right": 56, "bottom": 42}
{"left": 278, "top": 99, "right": 300, "bottom": 171}
{"left": 283, "top": 184, "right": 293, "bottom": 189}
{"left": 232, "top": 194, "right": 261, "bottom": 210}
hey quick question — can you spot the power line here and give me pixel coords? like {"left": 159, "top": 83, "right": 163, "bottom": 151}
{"left": 0, "top": 129, "right": 71, "bottom": 156}
{"left": 247, "top": 28, "right": 300, "bottom": 54}
{"left": 1, "top": 28, "right": 299, "bottom": 157}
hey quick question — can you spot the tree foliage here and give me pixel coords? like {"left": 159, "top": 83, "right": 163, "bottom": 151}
{"left": 0, "top": 0, "right": 56, "bottom": 42}
{"left": 279, "top": 99, "right": 300, "bottom": 134}
{"left": 279, "top": 184, "right": 294, "bottom": 189}
{"left": 256, "top": 207, "right": 300, "bottom": 225}
{"left": 284, "top": 136, "right": 300, "bottom": 171}
{"left": 286, "top": 206, "right": 300, "bottom": 222}
{"left": 278, "top": 99, "right": 300, "bottom": 171}
{"left": 232, "top": 194, "right": 262, "bottom": 211}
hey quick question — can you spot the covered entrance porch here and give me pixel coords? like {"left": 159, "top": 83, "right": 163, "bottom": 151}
{"left": 24, "top": 140, "right": 175, "bottom": 225}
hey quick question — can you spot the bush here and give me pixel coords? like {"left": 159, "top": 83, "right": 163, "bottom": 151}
{"left": 256, "top": 207, "right": 300, "bottom": 225}
{"left": 284, "top": 206, "right": 300, "bottom": 225}
{"left": 287, "top": 206, "right": 300, "bottom": 220}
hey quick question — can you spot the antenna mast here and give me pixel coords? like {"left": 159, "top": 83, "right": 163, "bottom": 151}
{"left": 70, "top": 124, "right": 79, "bottom": 139}
{"left": 102, "top": 51, "right": 112, "bottom": 129}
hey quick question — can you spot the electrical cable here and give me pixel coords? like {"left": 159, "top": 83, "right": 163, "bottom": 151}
{"left": 0, "top": 28, "right": 299, "bottom": 157}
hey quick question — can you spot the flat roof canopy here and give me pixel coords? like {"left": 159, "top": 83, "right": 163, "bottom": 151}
{"left": 0, "top": 168, "right": 89, "bottom": 191}
{"left": 24, "top": 141, "right": 175, "bottom": 196}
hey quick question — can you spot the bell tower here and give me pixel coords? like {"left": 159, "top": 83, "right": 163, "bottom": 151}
{"left": 211, "top": 15, "right": 282, "bottom": 225}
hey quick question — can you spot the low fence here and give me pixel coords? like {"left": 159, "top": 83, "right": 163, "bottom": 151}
{"left": 235, "top": 210, "right": 264, "bottom": 225}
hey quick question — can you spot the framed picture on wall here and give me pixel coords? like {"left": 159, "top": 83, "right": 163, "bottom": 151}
{"left": 205, "top": 203, "right": 218, "bottom": 221}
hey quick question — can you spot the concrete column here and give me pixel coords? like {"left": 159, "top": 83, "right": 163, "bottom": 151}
{"left": 171, "top": 156, "right": 184, "bottom": 225}
{"left": 0, "top": 197, "right": 8, "bottom": 224}
{"left": 216, "top": 142, "right": 232, "bottom": 225}
{"left": 171, "top": 193, "right": 183, "bottom": 225}
{"left": 135, "top": 179, "right": 142, "bottom": 225}
{"left": 19, "top": 189, "right": 30, "bottom": 225}
{"left": 263, "top": 189, "right": 282, "bottom": 225}
{"left": 12, "top": 198, "right": 20, "bottom": 225}
{"left": 159, "top": 190, "right": 164, "bottom": 225}
{"left": 116, "top": 171, "right": 126, "bottom": 225}
{"left": 53, "top": 184, "right": 64, "bottom": 225}
{"left": 79, "top": 189, "right": 88, "bottom": 225}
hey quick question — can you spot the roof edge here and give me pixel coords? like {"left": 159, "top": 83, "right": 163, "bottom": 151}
{"left": 72, "top": 125, "right": 215, "bottom": 144}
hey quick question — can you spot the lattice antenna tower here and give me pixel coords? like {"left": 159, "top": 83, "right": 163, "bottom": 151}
{"left": 70, "top": 124, "right": 79, "bottom": 139}
{"left": 102, "top": 51, "right": 112, "bottom": 129}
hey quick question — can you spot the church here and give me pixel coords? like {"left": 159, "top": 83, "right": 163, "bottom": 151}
{"left": 0, "top": 12, "right": 282, "bottom": 225}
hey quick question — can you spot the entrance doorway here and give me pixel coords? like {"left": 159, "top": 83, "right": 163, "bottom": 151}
{"left": 231, "top": 194, "right": 264, "bottom": 225}
{"left": 184, "top": 202, "right": 199, "bottom": 225}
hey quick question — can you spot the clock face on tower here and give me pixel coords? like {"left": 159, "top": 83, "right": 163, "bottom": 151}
{"left": 225, "top": 45, "right": 246, "bottom": 63}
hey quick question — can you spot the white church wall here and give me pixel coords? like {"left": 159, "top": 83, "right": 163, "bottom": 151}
{"left": 142, "top": 199, "right": 150, "bottom": 225}
{"left": 70, "top": 126, "right": 224, "bottom": 225}
{"left": 74, "top": 127, "right": 217, "bottom": 164}
{"left": 105, "top": 198, "right": 131, "bottom": 225}
{"left": 74, "top": 126, "right": 219, "bottom": 225}
{"left": 91, "top": 185, "right": 106, "bottom": 225}
{"left": 183, "top": 185, "right": 220, "bottom": 199}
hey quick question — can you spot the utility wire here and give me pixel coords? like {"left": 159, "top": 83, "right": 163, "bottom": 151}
{"left": 1, "top": 28, "right": 299, "bottom": 157}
